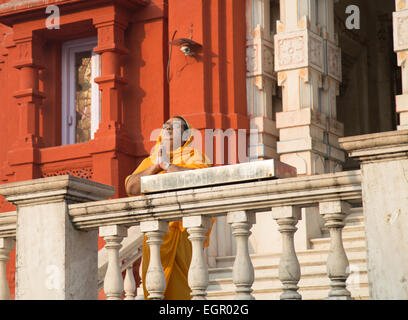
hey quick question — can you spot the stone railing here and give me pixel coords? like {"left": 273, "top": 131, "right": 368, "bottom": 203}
{"left": 0, "top": 160, "right": 362, "bottom": 300}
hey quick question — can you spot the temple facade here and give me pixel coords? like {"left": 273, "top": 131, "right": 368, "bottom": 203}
{"left": 0, "top": 0, "right": 407, "bottom": 300}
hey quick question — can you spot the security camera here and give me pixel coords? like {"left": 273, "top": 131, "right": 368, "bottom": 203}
{"left": 180, "top": 45, "right": 192, "bottom": 56}
{"left": 170, "top": 38, "right": 202, "bottom": 57}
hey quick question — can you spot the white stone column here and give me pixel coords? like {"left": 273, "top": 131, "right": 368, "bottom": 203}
{"left": 246, "top": 0, "right": 280, "bottom": 160}
{"left": 319, "top": 201, "right": 352, "bottom": 300}
{"left": 182, "top": 215, "right": 211, "bottom": 300}
{"left": 273, "top": 0, "right": 343, "bottom": 253}
{"left": 227, "top": 211, "right": 256, "bottom": 300}
{"left": 272, "top": 205, "right": 301, "bottom": 300}
{"left": 140, "top": 220, "right": 168, "bottom": 300}
{"left": 393, "top": 0, "right": 408, "bottom": 129}
{"left": 0, "top": 175, "right": 115, "bottom": 300}
{"left": 99, "top": 225, "right": 127, "bottom": 300}
{"left": 124, "top": 263, "right": 136, "bottom": 300}
{"left": 135, "top": 256, "right": 145, "bottom": 300}
{"left": 0, "top": 238, "right": 14, "bottom": 300}
{"left": 274, "top": 0, "right": 344, "bottom": 174}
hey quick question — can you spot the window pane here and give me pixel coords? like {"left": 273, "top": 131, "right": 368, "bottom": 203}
{"left": 75, "top": 50, "right": 92, "bottom": 143}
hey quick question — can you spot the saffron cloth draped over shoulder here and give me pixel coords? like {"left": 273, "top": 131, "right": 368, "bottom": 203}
{"left": 125, "top": 125, "right": 214, "bottom": 300}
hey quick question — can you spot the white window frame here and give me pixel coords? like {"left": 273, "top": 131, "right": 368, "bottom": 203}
{"left": 61, "top": 37, "right": 101, "bottom": 145}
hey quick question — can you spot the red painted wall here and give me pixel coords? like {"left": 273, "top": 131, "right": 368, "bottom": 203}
{"left": 0, "top": 0, "right": 248, "bottom": 299}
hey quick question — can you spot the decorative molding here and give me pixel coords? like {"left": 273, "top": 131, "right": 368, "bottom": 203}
{"left": 327, "top": 41, "right": 342, "bottom": 82}
{"left": 94, "top": 23, "right": 128, "bottom": 55}
{"left": 394, "top": 9, "right": 408, "bottom": 51}
{"left": 68, "top": 169, "right": 362, "bottom": 230}
{"left": 41, "top": 167, "right": 94, "bottom": 180}
{"left": 275, "top": 30, "right": 324, "bottom": 73}
{"left": 275, "top": 33, "right": 306, "bottom": 70}
{"left": 246, "top": 38, "right": 275, "bottom": 80}
{"left": 0, "top": 175, "right": 115, "bottom": 206}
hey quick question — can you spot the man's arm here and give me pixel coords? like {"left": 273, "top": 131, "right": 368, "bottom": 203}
{"left": 125, "top": 164, "right": 162, "bottom": 196}
{"left": 166, "top": 164, "right": 193, "bottom": 173}
{"left": 126, "top": 146, "right": 196, "bottom": 196}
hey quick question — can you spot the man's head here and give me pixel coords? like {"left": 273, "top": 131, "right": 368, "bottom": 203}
{"left": 161, "top": 116, "right": 190, "bottom": 151}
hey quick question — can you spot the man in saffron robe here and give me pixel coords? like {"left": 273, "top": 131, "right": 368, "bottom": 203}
{"left": 125, "top": 116, "right": 213, "bottom": 300}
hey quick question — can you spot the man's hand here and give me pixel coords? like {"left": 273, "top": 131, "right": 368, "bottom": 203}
{"left": 156, "top": 145, "right": 171, "bottom": 171}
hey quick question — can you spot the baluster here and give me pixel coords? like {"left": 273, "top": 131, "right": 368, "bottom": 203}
{"left": 99, "top": 225, "right": 127, "bottom": 300}
{"left": 182, "top": 215, "right": 211, "bottom": 300}
{"left": 0, "top": 238, "right": 14, "bottom": 300}
{"left": 227, "top": 211, "right": 256, "bottom": 300}
{"left": 124, "top": 262, "right": 136, "bottom": 300}
{"left": 140, "top": 220, "right": 168, "bottom": 300}
{"left": 319, "top": 201, "right": 353, "bottom": 300}
{"left": 135, "top": 256, "right": 145, "bottom": 300}
{"left": 272, "top": 206, "right": 302, "bottom": 300}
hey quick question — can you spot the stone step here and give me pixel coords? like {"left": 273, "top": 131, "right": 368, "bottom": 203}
{"left": 209, "top": 270, "right": 368, "bottom": 292}
{"left": 345, "top": 213, "right": 365, "bottom": 225}
{"left": 321, "top": 224, "right": 365, "bottom": 238}
{"left": 207, "top": 282, "right": 370, "bottom": 300}
{"left": 208, "top": 206, "right": 369, "bottom": 300}
{"left": 215, "top": 245, "right": 367, "bottom": 268}
{"left": 310, "top": 235, "right": 366, "bottom": 250}
{"left": 210, "top": 258, "right": 367, "bottom": 281}
{"left": 341, "top": 224, "right": 366, "bottom": 236}
{"left": 207, "top": 273, "right": 370, "bottom": 300}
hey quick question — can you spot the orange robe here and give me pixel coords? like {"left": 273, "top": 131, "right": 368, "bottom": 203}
{"left": 125, "top": 129, "right": 213, "bottom": 300}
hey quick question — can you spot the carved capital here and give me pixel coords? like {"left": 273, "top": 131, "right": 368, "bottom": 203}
{"left": 246, "top": 37, "right": 275, "bottom": 80}
{"left": 13, "top": 34, "right": 44, "bottom": 69}
{"left": 274, "top": 30, "right": 324, "bottom": 73}
{"left": 394, "top": 9, "right": 408, "bottom": 52}
{"left": 326, "top": 40, "right": 342, "bottom": 82}
{"left": 94, "top": 22, "right": 128, "bottom": 55}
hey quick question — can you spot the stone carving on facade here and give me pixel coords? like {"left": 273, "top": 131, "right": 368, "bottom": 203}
{"left": 99, "top": 26, "right": 112, "bottom": 46}
{"left": 394, "top": 9, "right": 408, "bottom": 51}
{"left": 263, "top": 45, "right": 274, "bottom": 75}
{"left": 309, "top": 36, "right": 323, "bottom": 70}
{"left": 246, "top": 44, "right": 258, "bottom": 75}
{"left": 327, "top": 42, "right": 342, "bottom": 82}
{"left": 275, "top": 30, "right": 324, "bottom": 73}
{"left": 393, "top": 2, "right": 408, "bottom": 129}
{"left": 41, "top": 167, "right": 94, "bottom": 180}
{"left": 276, "top": 34, "right": 305, "bottom": 69}
{"left": 16, "top": 41, "right": 30, "bottom": 62}
{"left": 397, "top": 16, "right": 408, "bottom": 47}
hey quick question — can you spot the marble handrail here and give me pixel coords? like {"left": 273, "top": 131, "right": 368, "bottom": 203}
{"left": 0, "top": 169, "right": 362, "bottom": 300}
{"left": 69, "top": 170, "right": 362, "bottom": 231}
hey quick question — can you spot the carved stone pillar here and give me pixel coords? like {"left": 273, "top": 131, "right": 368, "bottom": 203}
{"left": 140, "top": 220, "right": 168, "bottom": 300}
{"left": 182, "top": 215, "right": 211, "bottom": 300}
{"left": 99, "top": 225, "right": 128, "bottom": 300}
{"left": 246, "top": 0, "right": 280, "bottom": 160}
{"left": 393, "top": 0, "right": 408, "bottom": 129}
{"left": 8, "top": 33, "right": 45, "bottom": 180}
{"left": 91, "top": 16, "right": 135, "bottom": 197}
{"left": 319, "top": 201, "right": 352, "bottom": 300}
{"left": 227, "top": 210, "right": 256, "bottom": 300}
{"left": 271, "top": 205, "right": 302, "bottom": 300}
{"left": 93, "top": 21, "right": 128, "bottom": 134}
{"left": 13, "top": 34, "right": 45, "bottom": 148}
{"left": 124, "top": 263, "right": 136, "bottom": 300}
{"left": 274, "top": 0, "right": 344, "bottom": 175}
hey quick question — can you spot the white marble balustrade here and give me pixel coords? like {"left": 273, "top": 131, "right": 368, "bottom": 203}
{"left": 0, "top": 167, "right": 361, "bottom": 300}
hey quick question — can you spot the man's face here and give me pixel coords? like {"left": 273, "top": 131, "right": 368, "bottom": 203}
{"left": 162, "top": 118, "right": 185, "bottom": 151}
